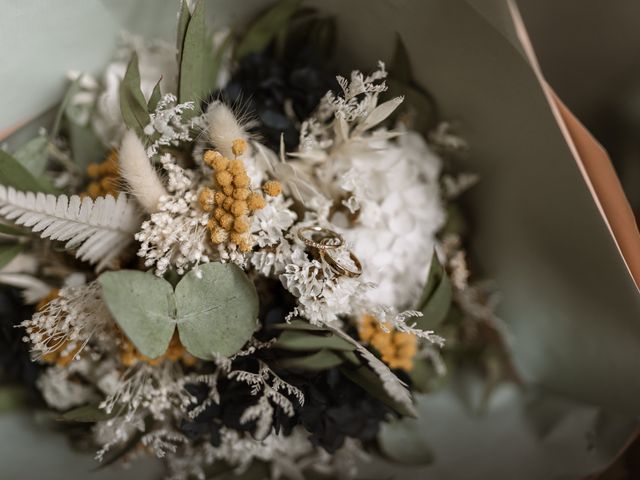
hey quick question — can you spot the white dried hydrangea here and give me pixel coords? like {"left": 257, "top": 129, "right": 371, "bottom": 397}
{"left": 294, "top": 62, "right": 447, "bottom": 310}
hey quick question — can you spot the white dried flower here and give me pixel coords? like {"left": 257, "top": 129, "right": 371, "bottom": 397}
{"left": 20, "top": 281, "right": 112, "bottom": 362}
{"left": 145, "top": 94, "right": 205, "bottom": 157}
{"left": 135, "top": 155, "right": 211, "bottom": 276}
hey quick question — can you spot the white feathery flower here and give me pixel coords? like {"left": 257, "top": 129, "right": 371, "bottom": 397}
{"left": 37, "top": 359, "right": 98, "bottom": 410}
{"left": 135, "top": 154, "right": 211, "bottom": 276}
{"left": 135, "top": 190, "right": 211, "bottom": 276}
{"left": 20, "top": 281, "right": 112, "bottom": 362}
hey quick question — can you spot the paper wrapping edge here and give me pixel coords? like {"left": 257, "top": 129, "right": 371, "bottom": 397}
{"left": 507, "top": 0, "right": 640, "bottom": 293}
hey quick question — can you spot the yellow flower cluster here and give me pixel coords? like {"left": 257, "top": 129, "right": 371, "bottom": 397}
{"left": 83, "top": 150, "right": 120, "bottom": 199}
{"left": 119, "top": 332, "right": 196, "bottom": 368}
{"left": 198, "top": 139, "right": 281, "bottom": 253}
{"left": 358, "top": 314, "right": 418, "bottom": 372}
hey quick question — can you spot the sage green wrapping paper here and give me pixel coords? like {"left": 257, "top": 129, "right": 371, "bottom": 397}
{"left": 0, "top": 1, "right": 637, "bottom": 478}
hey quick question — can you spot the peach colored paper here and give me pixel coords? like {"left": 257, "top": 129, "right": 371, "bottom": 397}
{"left": 508, "top": 1, "right": 640, "bottom": 292}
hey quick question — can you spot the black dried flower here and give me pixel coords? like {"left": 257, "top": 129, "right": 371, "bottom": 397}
{"left": 0, "top": 287, "right": 41, "bottom": 402}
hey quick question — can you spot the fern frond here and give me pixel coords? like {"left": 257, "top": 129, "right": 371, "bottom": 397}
{"left": 0, "top": 185, "right": 141, "bottom": 269}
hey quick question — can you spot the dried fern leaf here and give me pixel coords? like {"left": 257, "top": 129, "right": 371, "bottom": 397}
{"left": 0, "top": 185, "right": 140, "bottom": 269}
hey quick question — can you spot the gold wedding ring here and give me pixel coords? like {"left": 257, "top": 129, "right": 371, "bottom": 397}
{"left": 320, "top": 247, "right": 363, "bottom": 278}
{"left": 297, "top": 225, "right": 362, "bottom": 278}
{"left": 297, "top": 226, "right": 344, "bottom": 251}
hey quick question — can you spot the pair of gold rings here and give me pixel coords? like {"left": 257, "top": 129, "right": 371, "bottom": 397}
{"left": 297, "top": 226, "right": 362, "bottom": 278}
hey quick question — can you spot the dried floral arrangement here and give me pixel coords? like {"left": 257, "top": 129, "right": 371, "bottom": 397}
{"left": 0, "top": 1, "right": 509, "bottom": 478}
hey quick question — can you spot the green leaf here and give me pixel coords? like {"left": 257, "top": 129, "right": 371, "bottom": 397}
{"left": 236, "top": 0, "right": 302, "bottom": 59}
{"left": 176, "top": 0, "right": 192, "bottom": 63}
{"left": 175, "top": 263, "right": 258, "bottom": 359}
{"left": 209, "top": 461, "right": 269, "bottom": 480}
{"left": 441, "top": 203, "right": 468, "bottom": 237}
{"left": 390, "top": 34, "right": 412, "bottom": 84}
{"left": 409, "top": 357, "right": 450, "bottom": 394}
{"left": 13, "top": 136, "right": 49, "bottom": 176}
{"left": 206, "top": 31, "right": 233, "bottom": 92}
{"left": 98, "top": 270, "right": 176, "bottom": 359}
{"left": 278, "top": 349, "right": 345, "bottom": 371}
{"left": 0, "top": 243, "right": 23, "bottom": 270}
{"left": 0, "top": 223, "right": 28, "bottom": 237}
{"left": 119, "top": 52, "right": 151, "bottom": 136}
{"left": 274, "top": 330, "right": 356, "bottom": 352}
{"left": 178, "top": 0, "right": 207, "bottom": 111}
{"left": 0, "top": 149, "right": 57, "bottom": 193}
{"left": 99, "top": 263, "right": 258, "bottom": 360}
{"left": 415, "top": 251, "right": 452, "bottom": 330}
{"left": 147, "top": 78, "right": 162, "bottom": 113}
{"left": 58, "top": 404, "right": 116, "bottom": 423}
{"left": 307, "top": 16, "right": 336, "bottom": 60}
{"left": 387, "top": 79, "right": 438, "bottom": 134}
{"left": 270, "top": 320, "right": 329, "bottom": 332}
{"left": 0, "top": 385, "right": 26, "bottom": 413}
{"left": 66, "top": 117, "right": 107, "bottom": 170}
{"left": 51, "top": 75, "right": 83, "bottom": 141}
{"left": 386, "top": 35, "right": 438, "bottom": 133}
{"left": 339, "top": 350, "right": 361, "bottom": 365}
{"left": 339, "top": 365, "right": 416, "bottom": 417}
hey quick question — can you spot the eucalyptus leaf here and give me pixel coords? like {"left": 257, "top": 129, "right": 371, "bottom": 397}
{"left": 98, "top": 263, "right": 258, "bottom": 360}
{"left": 278, "top": 349, "right": 345, "bottom": 371}
{"left": 58, "top": 404, "right": 116, "bottom": 423}
{"left": 98, "top": 270, "right": 177, "bottom": 359}
{"left": 236, "top": 0, "right": 302, "bottom": 59}
{"left": 147, "top": 79, "right": 162, "bottom": 113}
{"left": 0, "top": 243, "right": 23, "bottom": 271}
{"left": 415, "top": 251, "right": 452, "bottom": 330}
{"left": 274, "top": 330, "right": 355, "bottom": 352}
{"left": 119, "top": 52, "right": 151, "bottom": 136}
{"left": 0, "top": 149, "right": 57, "bottom": 194}
{"left": 13, "top": 136, "right": 49, "bottom": 176}
{"left": 178, "top": 0, "right": 207, "bottom": 112}
{"left": 175, "top": 263, "right": 258, "bottom": 359}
